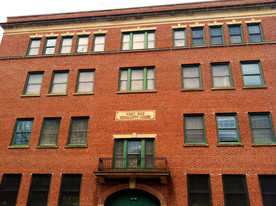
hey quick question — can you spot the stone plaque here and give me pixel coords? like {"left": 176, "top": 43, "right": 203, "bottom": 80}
{"left": 116, "top": 110, "right": 156, "bottom": 121}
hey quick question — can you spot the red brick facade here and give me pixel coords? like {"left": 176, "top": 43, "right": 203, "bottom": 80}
{"left": 0, "top": 0, "right": 275, "bottom": 205}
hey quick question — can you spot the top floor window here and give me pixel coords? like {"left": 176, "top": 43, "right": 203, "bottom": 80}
{"left": 122, "top": 31, "right": 155, "bottom": 50}
{"left": 27, "top": 38, "right": 41, "bottom": 55}
{"left": 43, "top": 37, "right": 57, "bottom": 54}
{"left": 93, "top": 34, "right": 105, "bottom": 51}
{"left": 76, "top": 35, "right": 89, "bottom": 52}
{"left": 60, "top": 36, "right": 73, "bottom": 53}
{"left": 247, "top": 23, "right": 263, "bottom": 42}
{"left": 228, "top": 25, "right": 243, "bottom": 43}
{"left": 191, "top": 27, "right": 205, "bottom": 45}
{"left": 210, "top": 26, "right": 224, "bottom": 44}
{"left": 173, "top": 29, "right": 186, "bottom": 47}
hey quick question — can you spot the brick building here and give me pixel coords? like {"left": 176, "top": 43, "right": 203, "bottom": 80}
{"left": 0, "top": 0, "right": 275, "bottom": 205}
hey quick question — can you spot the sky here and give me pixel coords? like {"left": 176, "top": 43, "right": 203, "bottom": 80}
{"left": 0, "top": 0, "right": 214, "bottom": 43}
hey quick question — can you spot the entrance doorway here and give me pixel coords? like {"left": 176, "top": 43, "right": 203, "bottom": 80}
{"left": 105, "top": 189, "right": 160, "bottom": 206}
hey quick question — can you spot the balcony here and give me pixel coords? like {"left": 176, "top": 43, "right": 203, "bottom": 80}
{"left": 94, "top": 157, "right": 170, "bottom": 185}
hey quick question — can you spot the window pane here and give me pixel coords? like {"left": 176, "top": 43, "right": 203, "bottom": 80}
{"left": 175, "top": 30, "right": 185, "bottom": 39}
{"left": 219, "top": 130, "right": 238, "bottom": 141}
{"left": 95, "top": 35, "right": 105, "bottom": 44}
{"left": 62, "top": 38, "right": 72, "bottom": 46}
{"left": 225, "top": 194, "right": 249, "bottom": 206}
{"left": 128, "top": 141, "right": 142, "bottom": 154}
{"left": 189, "top": 194, "right": 211, "bottom": 206}
{"left": 252, "top": 129, "right": 273, "bottom": 142}
{"left": 78, "top": 36, "right": 89, "bottom": 45}
{"left": 147, "top": 32, "right": 154, "bottom": 41}
{"left": 53, "top": 73, "right": 68, "bottom": 83}
{"left": 60, "top": 47, "right": 71, "bottom": 54}
{"left": 183, "top": 66, "right": 199, "bottom": 78}
{"left": 211, "top": 27, "right": 222, "bottom": 36}
{"left": 77, "top": 45, "right": 88, "bottom": 52}
{"left": 45, "top": 47, "right": 55, "bottom": 54}
{"left": 250, "top": 115, "right": 270, "bottom": 128}
{"left": 123, "top": 34, "right": 130, "bottom": 43}
{"left": 131, "top": 80, "right": 143, "bottom": 90}
{"left": 174, "top": 40, "right": 185, "bottom": 46}
{"left": 26, "top": 84, "right": 42, "bottom": 95}
{"left": 79, "top": 71, "right": 94, "bottom": 82}
{"left": 186, "top": 117, "right": 203, "bottom": 129}
{"left": 51, "top": 84, "right": 67, "bottom": 94}
{"left": 243, "top": 75, "right": 262, "bottom": 86}
{"left": 212, "top": 64, "right": 229, "bottom": 76}
{"left": 192, "top": 29, "right": 203, "bottom": 38}
{"left": 28, "top": 73, "right": 43, "bottom": 84}
{"left": 133, "top": 33, "right": 144, "bottom": 42}
{"left": 122, "top": 42, "right": 129, "bottom": 50}
{"left": 229, "top": 26, "right": 241, "bottom": 35}
{"left": 249, "top": 34, "right": 262, "bottom": 42}
{"left": 133, "top": 42, "right": 144, "bottom": 49}
{"left": 31, "top": 39, "right": 41, "bottom": 48}
{"left": 248, "top": 25, "right": 260, "bottom": 34}
{"left": 78, "top": 82, "right": 93, "bottom": 93}
{"left": 186, "top": 130, "right": 205, "bottom": 143}
{"left": 217, "top": 116, "right": 236, "bottom": 128}
{"left": 184, "top": 79, "right": 200, "bottom": 89}
{"left": 13, "top": 120, "right": 33, "bottom": 145}
{"left": 147, "top": 41, "right": 155, "bottom": 49}
{"left": 46, "top": 39, "right": 56, "bottom": 47}
{"left": 29, "top": 48, "right": 40, "bottom": 55}
{"left": 230, "top": 35, "right": 242, "bottom": 43}
{"left": 94, "top": 44, "right": 104, "bottom": 52}
{"left": 242, "top": 63, "right": 260, "bottom": 75}
{"left": 212, "top": 37, "right": 223, "bottom": 44}
{"left": 193, "top": 39, "right": 204, "bottom": 45}
{"left": 213, "top": 77, "right": 231, "bottom": 87}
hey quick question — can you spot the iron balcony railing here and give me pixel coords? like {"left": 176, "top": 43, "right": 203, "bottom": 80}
{"left": 98, "top": 157, "right": 168, "bottom": 171}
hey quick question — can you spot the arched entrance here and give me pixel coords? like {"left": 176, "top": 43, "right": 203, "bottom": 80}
{"left": 105, "top": 189, "right": 161, "bottom": 206}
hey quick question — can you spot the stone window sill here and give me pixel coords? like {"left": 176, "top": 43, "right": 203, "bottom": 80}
{"left": 217, "top": 143, "right": 243, "bottom": 147}
{"left": 252, "top": 143, "right": 276, "bottom": 147}
{"left": 183, "top": 144, "right": 209, "bottom": 147}
{"left": 36, "top": 145, "right": 58, "bottom": 149}
{"left": 242, "top": 86, "right": 268, "bottom": 89}
{"left": 73, "top": 92, "right": 94, "bottom": 96}
{"left": 46, "top": 93, "right": 67, "bottom": 96}
{"left": 65, "top": 145, "right": 88, "bottom": 148}
{"left": 116, "top": 90, "right": 157, "bottom": 94}
{"left": 21, "top": 94, "right": 40, "bottom": 98}
{"left": 181, "top": 88, "right": 204, "bottom": 92}
{"left": 8, "top": 145, "right": 30, "bottom": 149}
{"left": 211, "top": 87, "right": 236, "bottom": 90}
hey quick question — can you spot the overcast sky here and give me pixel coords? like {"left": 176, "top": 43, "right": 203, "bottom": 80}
{"left": 0, "top": 0, "right": 214, "bottom": 43}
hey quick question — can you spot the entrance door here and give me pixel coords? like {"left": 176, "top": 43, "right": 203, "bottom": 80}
{"left": 105, "top": 189, "right": 160, "bottom": 206}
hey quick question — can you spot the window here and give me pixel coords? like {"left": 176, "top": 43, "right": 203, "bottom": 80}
{"left": 119, "top": 67, "right": 155, "bottom": 91}
{"left": 0, "top": 174, "right": 22, "bottom": 206}
{"left": 113, "top": 139, "right": 154, "bottom": 169}
{"left": 223, "top": 175, "right": 250, "bottom": 206}
{"left": 259, "top": 175, "right": 276, "bottom": 206}
{"left": 39, "top": 118, "right": 61, "bottom": 146}
{"left": 187, "top": 175, "right": 212, "bottom": 206}
{"left": 216, "top": 114, "right": 240, "bottom": 143}
{"left": 76, "top": 70, "right": 95, "bottom": 93}
{"left": 23, "top": 72, "right": 44, "bottom": 95}
{"left": 60, "top": 36, "right": 73, "bottom": 53}
{"left": 27, "top": 174, "right": 51, "bottom": 206}
{"left": 67, "top": 117, "right": 89, "bottom": 145}
{"left": 58, "top": 174, "right": 82, "bottom": 206}
{"left": 241, "top": 61, "right": 264, "bottom": 86}
{"left": 122, "top": 31, "right": 155, "bottom": 50}
{"left": 211, "top": 63, "right": 233, "bottom": 88}
{"left": 43, "top": 37, "right": 57, "bottom": 54}
{"left": 182, "top": 64, "right": 201, "bottom": 89}
{"left": 93, "top": 34, "right": 105, "bottom": 51}
{"left": 11, "top": 119, "right": 34, "bottom": 146}
{"left": 27, "top": 38, "right": 41, "bottom": 55}
{"left": 228, "top": 25, "right": 243, "bottom": 43}
{"left": 210, "top": 26, "right": 224, "bottom": 44}
{"left": 249, "top": 113, "right": 275, "bottom": 143}
{"left": 191, "top": 27, "right": 204, "bottom": 45}
{"left": 76, "top": 35, "right": 89, "bottom": 52}
{"left": 247, "top": 23, "right": 263, "bottom": 42}
{"left": 184, "top": 114, "right": 206, "bottom": 144}
{"left": 173, "top": 29, "right": 186, "bottom": 46}
{"left": 49, "top": 71, "right": 69, "bottom": 94}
